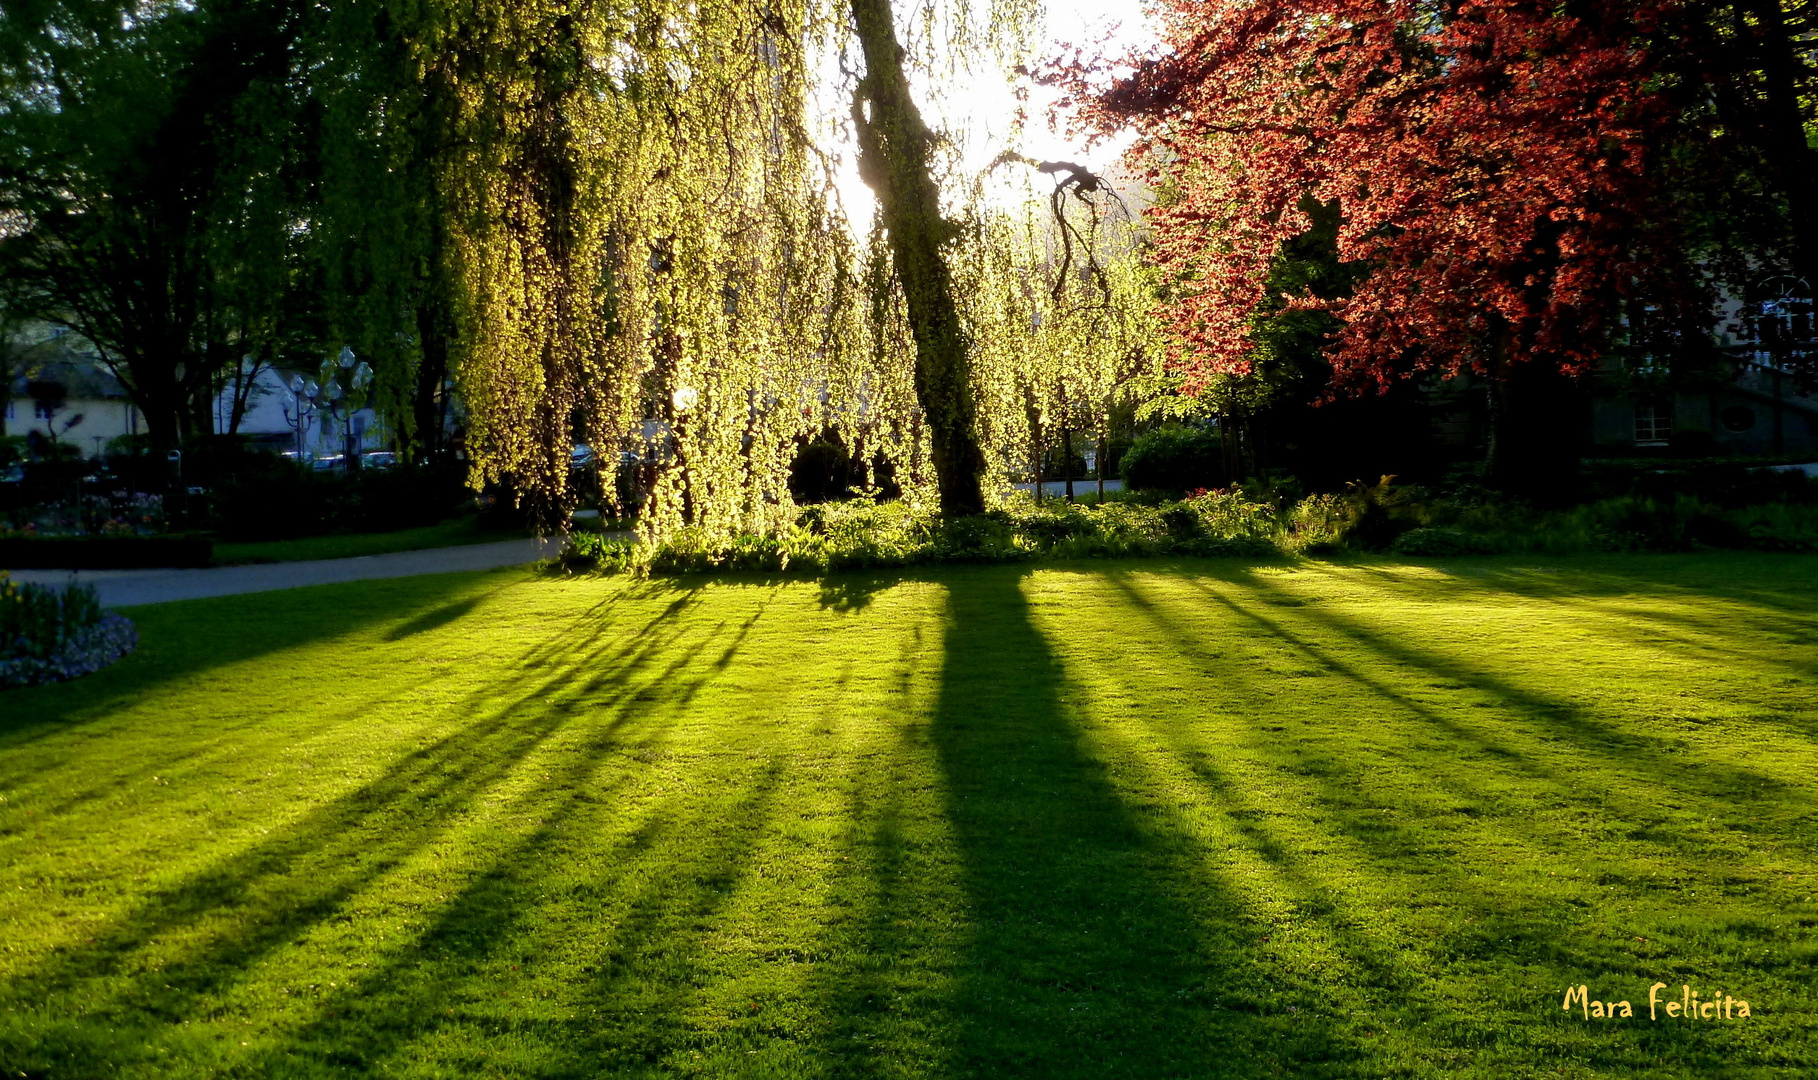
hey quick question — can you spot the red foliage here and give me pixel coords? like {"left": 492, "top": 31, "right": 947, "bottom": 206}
{"left": 1063, "top": 0, "right": 1701, "bottom": 396}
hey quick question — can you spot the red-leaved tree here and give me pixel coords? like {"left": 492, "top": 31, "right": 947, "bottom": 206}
{"left": 1064, "top": 0, "right": 1709, "bottom": 484}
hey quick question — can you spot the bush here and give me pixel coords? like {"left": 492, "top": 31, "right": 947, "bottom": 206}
{"left": 1120, "top": 427, "right": 1225, "bottom": 493}
{"left": 1574, "top": 495, "right": 1748, "bottom": 551}
{"left": 1390, "top": 528, "right": 1499, "bottom": 556}
{"left": 554, "top": 479, "right": 1818, "bottom": 578}
{"left": 208, "top": 457, "right": 471, "bottom": 540}
{"left": 1403, "top": 492, "right": 1818, "bottom": 554}
{"left": 0, "top": 435, "right": 26, "bottom": 470}
{"left": 1581, "top": 460, "right": 1818, "bottom": 507}
{"left": 558, "top": 489, "right": 1296, "bottom": 577}
{"left": 0, "top": 573, "right": 136, "bottom": 689}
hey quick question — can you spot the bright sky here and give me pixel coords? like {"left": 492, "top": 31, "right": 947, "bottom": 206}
{"left": 825, "top": 0, "right": 1158, "bottom": 223}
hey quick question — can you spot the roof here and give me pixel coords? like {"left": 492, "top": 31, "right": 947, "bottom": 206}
{"left": 7, "top": 357, "right": 128, "bottom": 400}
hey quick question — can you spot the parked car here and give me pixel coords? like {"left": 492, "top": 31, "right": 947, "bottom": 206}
{"left": 311, "top": 454, "right": 344, "bottom": 472}
{"left": 360, "top": 451, "right": 399, "bottom": 470}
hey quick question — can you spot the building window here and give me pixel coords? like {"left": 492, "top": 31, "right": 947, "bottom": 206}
{"left": 1635, "top": 401, "right": 1672, "bottom": 444}
{"left": 34, "top": 403, "right": 55, "bottom": 420}
{"left": 1721, "top": 406, "right": 1757, "bottom": 432}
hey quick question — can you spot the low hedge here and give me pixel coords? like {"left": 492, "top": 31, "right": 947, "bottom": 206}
{"left": 0, "top": 536, "right": 214, "bottom": 569}
{"left": 559, "top": 485, "right": 1818, "bottom": 577}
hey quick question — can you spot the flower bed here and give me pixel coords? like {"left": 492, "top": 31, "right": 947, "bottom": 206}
{"left": 0, "top": 574, "right": 137, "bottom": 690}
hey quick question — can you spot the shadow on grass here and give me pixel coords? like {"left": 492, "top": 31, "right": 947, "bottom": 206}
{"left": 1196, "top": 566, "right": 1814, "bottom": 806}
{"left": 382, "top": 596, "right": 482, "bottom": 640}
{"left": 7, "top": 555, "right": 1809, "bottom": 1076}
{"left": 1088, "top": 563, "right": 1805, "bottom": 1073}
{"left": 247, "top": 753, "right": 790, "bottom": 1077}
{"left": 1077, "top": 573, "right": 1739, "bottom": 1073}
{"left": 925, "top": 566, "right": 1353, "bottom": 1077}
{"left": 0, "top": 579, "right": 735, "bottom": 1076}
{"left": 0, "top": 571, "right": 524, "bottom": 748}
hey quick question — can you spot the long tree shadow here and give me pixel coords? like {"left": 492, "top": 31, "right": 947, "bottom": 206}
{"left": 928, "top": 565, "right": 1354, "bottom": 1078}
{"left": 1085, "top": 567, "right": 1794, "bottom": 1074}
{"left": 0, "top": 571, "right": 526, "bottom": 748}
{"left": 1182, "top": 568, "right": 1814, "bottom": 811}
{"left": 244, "top": 749, "right": 790, "bottom": 1076}
{"left": 0, "top": 580, "right": 736, "bottom": 1075}
{"left": 0, "top": 579, "right": 660, "bottom": 829}
{"left": 1321, "top": 558, "right": 1818, "bottom": 678}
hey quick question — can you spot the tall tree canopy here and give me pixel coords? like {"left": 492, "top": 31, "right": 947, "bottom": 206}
{"left": 0, "top": 0, "right": 317, "bottom": 447}
{"left": 1670, "top": 0, "right": 1818, "bottom": 291}
{"left": 1, "top": 0, "right": 1132, "bottom": 527}
{"left": 1065, "top": 0, "right": 1724, "bottom": 483}
{"left": 400, "top": 0, "right": 929, "bottom": 533}
{"left": 1648, "top": 0, "right": 1818, "bottom": 336}
{"left": 1079, "top": 0, "right": 1702, "bottom": 389}
{"left": 406, "top": 0, "right": 1103, "bottom": 528}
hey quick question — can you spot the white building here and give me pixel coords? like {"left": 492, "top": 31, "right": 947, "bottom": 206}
{"left": 226, "top": 365, "right": 384, "bottom": 462}
{"left": 3, "top": 351, "right": 384, "bottom": 461}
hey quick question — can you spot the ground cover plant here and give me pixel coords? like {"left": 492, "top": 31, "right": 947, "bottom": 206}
{"left": 563, "top": 475, "right": 1818, "bottom": 575}
{"left": 0, "top": 573, "right": 135, "bottom": 689}
{"left": 1, "top": 555, "right": 1814, "bottom": 1077}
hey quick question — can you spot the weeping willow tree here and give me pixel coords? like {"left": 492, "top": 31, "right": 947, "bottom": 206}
{"left": 387, "top": 0, "right": 904, "bottom": 535}
{"left": 963, "top": 177, "right": 1161, "bottom": 500}
{"left": 393, "top": 0, "right": 1138, "bottom": 536}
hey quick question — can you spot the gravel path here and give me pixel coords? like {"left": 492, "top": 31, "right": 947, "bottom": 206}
{"left": 7, "top": 537, "right": 565, "bottom": 607}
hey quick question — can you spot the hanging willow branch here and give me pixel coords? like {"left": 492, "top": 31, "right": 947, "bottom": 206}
{"left": 408, "top": 0, "right": 1132, "bottom": 536}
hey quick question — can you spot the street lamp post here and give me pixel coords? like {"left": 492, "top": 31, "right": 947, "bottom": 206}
{"left": 278, "top": 347, "right": 373, "bottom": 472}
{"left": 282, "top": 373, "right": 320, "bottom": 462}
{"left": 328, "top": 346, "right": 374, "bottom": 470}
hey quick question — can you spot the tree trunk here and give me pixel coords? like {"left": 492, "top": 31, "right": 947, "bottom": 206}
{"left": 1097, "top": 432, "right": 1106, "bottom": 501}
{"left": 1483, "top": 325, "right": 1586, "bottom": 501}
{"left": 185, "top": 375, "right": 216, "bottom": 441}
{"left": 414, "top": 300, "right": 451, "bottom": 463}
{"left": 1738, "top": 0, "right": 1818, "bottom": 292}
{"left": 127, "top": 364, "right": 184, "bottom": 454}
{"left": 1031, "top": 406, "right": 1044, "bottom": 503}
{"left": 848, "top": 0, "right": 987, "bottom": 517}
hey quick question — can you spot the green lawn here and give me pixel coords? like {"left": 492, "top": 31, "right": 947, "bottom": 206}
{"left": 1, "top": 556, "right": 1815, "bottom": 1078}
{"left": 210, "top": 517, "right": 527, "bottom": 565}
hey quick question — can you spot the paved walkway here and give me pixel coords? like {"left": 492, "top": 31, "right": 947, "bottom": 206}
{"left": 8, "top": 538, "right": 564, "bottom": 607}
{"left": 1012, "top": 479, "right": 1125, "bottom": 497}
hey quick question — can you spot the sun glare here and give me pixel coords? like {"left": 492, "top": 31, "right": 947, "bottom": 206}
{"left": 822, "top": 0, "right": 1156, "bottom": 225}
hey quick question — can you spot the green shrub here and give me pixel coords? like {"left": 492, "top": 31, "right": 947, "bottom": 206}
{"left": 1733, "top": 503, "right": 1818, "bottom": 551}
{"left": 1120, "top": 427, "right": 1225, "bottom": 493}
{"left": 1390, "top": 528, "right": 1500, "bottom": 556}
{"left": 1282, "top": 493, "right": 1351, "bottom": 553}
{"left": 560, "top": 489, "right": 1296, "bottom": 577}
{"left": 1398, "top": 494, "right": 1817, "bottom": 555}
{"left": 554, "top": 479, "right": 1818, "bottom": 578}
{"left": 208, "top": 458, "right": 471, "bottom": 541}
{"left": 1582, "top": 460, "right": 1818, "bottom": 507}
